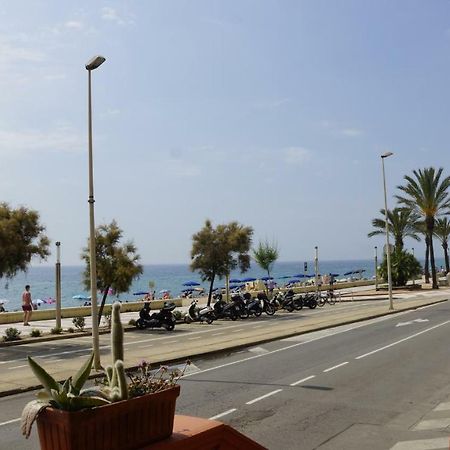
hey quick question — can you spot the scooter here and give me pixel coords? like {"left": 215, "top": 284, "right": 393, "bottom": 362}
{"left": 257, "top": 292, "right": 276, "bottom": 315}
{"left": 184, "top": 299, "right": 215, "bottom": 324}
{"left": 271, "top": 290, "right": 298, "bottom": 312}
{"left": 244, "top": 293, "right": 263, "bottom": 317}
{"left": 231, "top": 294, "right": 250, "bottom": 319}
{"left": 300, "top": 293, "right": 318, "bottom": 309}
{"left": 213, "top": 294, "right": 239, "bottom": 321}
{"left": 136, "top": 302, "right": 177, "bottom": 331}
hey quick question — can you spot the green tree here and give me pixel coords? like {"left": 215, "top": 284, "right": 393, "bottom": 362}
{"left": 0, "top": 203, "right": 50, "bottom": 279}
{"left": 368, "top": 207, "right": 421, "bottom": 252}
{"left": 434, "top": 217, "right": 450, "bottom": 273}
{"left": 253, "top": 240, "right": 279, "bottom": 278}
{"left": 378, "top": 250, "right": 422, "bottom": 287}
{"left": 396, "top": 167, "right": 450, "bottom": 289}
{"left": 81, "top": 220, "right": 143, "bottom": 324}
{"left": 191, "top": 220, "right": 253, "bottom": 306}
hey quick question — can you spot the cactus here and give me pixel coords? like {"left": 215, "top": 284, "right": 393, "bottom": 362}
{"left": 111, "top": 302, "right": 124, "bottom": 363}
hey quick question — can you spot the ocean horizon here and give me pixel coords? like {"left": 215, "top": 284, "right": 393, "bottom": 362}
{"left": 1, "top": 258, "right": 444, "bottom": 312}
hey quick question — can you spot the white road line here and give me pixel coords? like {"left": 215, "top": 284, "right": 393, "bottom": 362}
{"left": 0, "top": 418, "right": 21, "bottom": 427}
{"left": 355, "top": 320, "right": 450, "bottom": 360}
{"left": 246, "top": 389, "right": 283, "bottom": 405}
{"left": 188, "top": 336, "right": 202, "bottom": 340}
{"left": 208, "top": 408, "right": 237, "bottom": 420}
{"left": 416, "top": 302, "right": 444, "bottom": 310}
{"left": 390, "top": 437, "right": 450, "bottom": 450}
{"left": 8, "top": 364, "right": 27, "bottom": 370}
{"left": 433, "top": 402, "right": 450, "bottom": 411}
{"left": 323, "top": 362, "right": 348, "bottom": 373}
{"left": 164, "top": 341, "right": 178, "bottom": 345}
{"left": 138, "top": 344, "right": 154, "bottom": 349}
{"left": 232, "top": 329, "right": 244, "bottom": 333}
{"left": 413, "top": 418, "right": 450, "bottom": 430}
{"left": 212, "top": 332, "right": 224, "bottom": 336}
{"left": 290, "top": 375, "right": 316, "bottom": 386}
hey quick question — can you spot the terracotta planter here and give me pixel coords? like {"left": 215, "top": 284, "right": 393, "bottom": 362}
{"left": 36, "top": 385, "right": 180, "bottom": 450}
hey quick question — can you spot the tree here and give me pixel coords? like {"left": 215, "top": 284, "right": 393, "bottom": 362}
{"left": 396, "top": 167, "right": 450, "bottom": 289}
{"left": 378, "top": 250, "right": 422, "bottom": 287}
{"left": 81, "top": 220, "right": 143, "bottom": 324}
{"left": 434, "top": 217, "right": 450, "bottom": 273}
{"left": 253, "top": 240, "right": 279, "bottom": 277}
{"left": 191, "top": 220, "right": 253, "bottom": 306}
{"left": 0, "top": 202, "right": 50, "bottom": 279}
{"left": 368, "top": 207, "right": 421, "bottom": 252}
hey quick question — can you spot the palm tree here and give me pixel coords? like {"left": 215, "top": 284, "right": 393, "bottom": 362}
{"left": 368, "top": 207, "right": 421, "bottom": 251}
{"left": 434, "top": 217, "right": 450, "bottom": 273}
{"left": 396, "top": 167, "right": 450, "bottom": 289}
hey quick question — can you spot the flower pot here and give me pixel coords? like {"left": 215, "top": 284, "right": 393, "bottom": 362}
{"left": 36, "top": 385, "right": 180, "bottom": 450}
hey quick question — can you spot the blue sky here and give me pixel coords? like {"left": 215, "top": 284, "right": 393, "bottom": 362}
{"left": 1, "top": 1, "right": 450, "bottom": 265}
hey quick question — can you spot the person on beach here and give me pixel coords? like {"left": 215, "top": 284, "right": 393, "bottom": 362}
{"left": 22, "top": 285, "right": 32, "bottom": 326}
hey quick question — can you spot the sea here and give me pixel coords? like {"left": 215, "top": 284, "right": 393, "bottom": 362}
{"left": 1, "top": 258, "right": 444, "bottom": 312}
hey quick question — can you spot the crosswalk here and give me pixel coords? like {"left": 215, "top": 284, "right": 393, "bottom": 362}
{"left": 390, "top": 401, "right": 450, "bottom": 449}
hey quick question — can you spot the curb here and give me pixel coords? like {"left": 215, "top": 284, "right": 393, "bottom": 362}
{"left": 1, "top": 297, "right": 447, "bottom": 398}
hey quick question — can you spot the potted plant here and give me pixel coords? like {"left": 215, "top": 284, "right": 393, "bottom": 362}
{"left": 21, "top": 302, "right": 187, "bottom": 450}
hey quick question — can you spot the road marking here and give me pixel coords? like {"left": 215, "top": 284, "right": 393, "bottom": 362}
{"left": 0, "top": 418, "right": 21, "bottom": 427}
{"left": 396, "top": 318, "right": 429, "bottom": 327}
{"left": 8, "top": 364, "right": 27, "bottom": 370}
{"left": 246, "top": 389, "right": 283, "bottom": 405}
{"left": 188, "top": 336, "right": 202, "bottom": 340}
{"left": 212, "top": 332, "right": 224, "bottom": 336}
{"left": 416, "top": 302, "right": 444, "bottom": 310}
{"left": 355, "top": 320, "right": 450, "bottom": 360}
{"left": 290, "top": 375, "right": 315, "bottom": 386}
{"left": 390, "top": 437, "right": 450, "bottom": 449}
{"left": 323, "top": 362, "right": 348, "bottom": 373}
{"left": 208, "top": 408, "right": 237, "bottom": 420}
{"left": 413, "top": 417, "right": 450, "bottom": 430}
{"left": 232, "top": 329, "right": 244, "bottom": 333}
{"left": 164, "top": 341, "right": 178, "bottom": 345}
{"left": 252, "top": 325, "right": 263, "bottom": 328}
{"left": 138, "top": 344, "right": 154, "bottom": 349}
{"left": 433, "top": 402, "right": 450, "bottom": 411}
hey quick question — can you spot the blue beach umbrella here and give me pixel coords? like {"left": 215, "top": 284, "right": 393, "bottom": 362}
{"left": 344, "top": 270, "right": 364, "bottom": 276}
{"left": 229, "top": 278, "right": 241, "bottom": 283}
{"left": 278, "top": 275, "right": 293, "bottom": 279}
{"left": 72, "top": 294, "right": 91, "bottom": 300}
{"left": 260, "top": 276, "right": 273, "bottom": 281}
{"left": 241, "top": 277, "right": 257, "bottom": 282}
{"left": 288, "top": 279, "right": 301, "bottom": 284}
{"left": 133, "top": 291, "right": 149, "bottom": 296}
{"left": 292, "top": 274, "right": 313, "bottom": 278}
{"left": 182, "top": 281, "right": 201, "bottom": 287}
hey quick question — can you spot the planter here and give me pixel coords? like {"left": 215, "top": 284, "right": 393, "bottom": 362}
{"left": 36, "top": 385, "right": 180, "bottom": 450}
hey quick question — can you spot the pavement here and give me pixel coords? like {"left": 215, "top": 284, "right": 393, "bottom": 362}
{"left": 0, "top": 287, "right": 448, "bottom": 396}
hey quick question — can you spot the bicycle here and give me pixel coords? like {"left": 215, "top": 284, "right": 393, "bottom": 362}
{"left": 317, "top": 290, "right": 336, "bottom": 307}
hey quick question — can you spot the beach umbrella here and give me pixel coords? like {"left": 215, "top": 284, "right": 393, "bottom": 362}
{"left": 292, "top": 274, "right": 313, "bottom": 278}
{"left": 133, "top": 291, "right": 149, "bottom": 296}
{"left": 288, "top": 279, "right": 301, "bottom": 284}
{"left": 329, "top": 273, "right": 340, "bottom": 277}
{"left": 182, "top": 281, "right": 200, "bottom": 287}
{"left": 344, "top": 270, "right": 364, "bottom": 276}
{"left": 72, "top": 294, "right": 91, "bottom": 300}
{"left": 260, "top": 276, "right": 273, "bottom": 281}
{"left": 159, "top": 289, "right": 170, "bottom": 294}
{"left": 241, "top": 277, "right": 256, "bottom": 282}
{"left": 229, "top": 278, "right": 241, "bottom": 283}
{"left": 278, "top": 275, "right": 293, "bottom": 279}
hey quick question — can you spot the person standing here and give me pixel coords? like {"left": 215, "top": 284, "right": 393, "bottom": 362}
{"left": 22, "top": 285, "right": 32, "bottom": 326}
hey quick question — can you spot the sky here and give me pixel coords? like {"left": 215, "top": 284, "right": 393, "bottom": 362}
{"left": 1, "top": 0, "right": 450, "bottom": 266}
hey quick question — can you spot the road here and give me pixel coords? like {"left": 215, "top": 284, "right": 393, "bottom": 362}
{"left": 1, "top": 296, "right": 450, "bottom": 449}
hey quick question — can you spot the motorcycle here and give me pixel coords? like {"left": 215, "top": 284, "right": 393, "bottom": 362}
{"left": 213, "top": 294, "right": 239, "bottom": 321}
{"left": 135, "top": 302, "right": 177, "bottom": 331}
{"left": 243, "top": 293, "right": 263, "bottom": 317}
{"left": 184, "top": 299, "right": 215, "bottom": 324}
{"left": 257, "top": 292, "right": 276, "bottom": 315}
{"left": 299, "top": 293, "right": 318, "bottom": 309}
{"left": 271, "top": 290, "right": 300, "bottom": 312}
{"left": 231, "top": 294, "right": 250, "bottom": 319}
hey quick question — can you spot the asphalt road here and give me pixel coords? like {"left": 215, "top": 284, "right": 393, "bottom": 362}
{"left": 1, "top": 298, "right": 450, "bottom": 449}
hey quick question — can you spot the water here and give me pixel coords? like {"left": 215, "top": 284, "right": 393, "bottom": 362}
{"left": 1, "top": 258, "right": 443, "bottom": 312}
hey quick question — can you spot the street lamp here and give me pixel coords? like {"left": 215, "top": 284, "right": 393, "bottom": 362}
{"left": 381, "top": 151, "right": 394, "bottom": 310}
{"left": 86, "top": 55, "right": 106, "bottom": 370}
{"left": 55, "top": 242, "right": 61, "bottom": 329}
{"left": 314, "top": 246, "right": 319, "bottom": 297}
{"left": 412, "top": 247, "right": 415, "bottom": 285}
{"left": 374, "top": 246, "right": 378, "bottom": 291}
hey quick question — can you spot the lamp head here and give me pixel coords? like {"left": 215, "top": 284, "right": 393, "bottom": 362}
{"left": 381, "top": 151, "right": 394, "bottom": 158}
{"left": 85, "top": 55, "right": 106, "bottom": 71}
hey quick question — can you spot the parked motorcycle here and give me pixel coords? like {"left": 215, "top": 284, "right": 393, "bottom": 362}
{"left": 244, "top": 293, "right": 263, "bottom": 317}
{"left": 136, "top": 302, "right": 177, "bottom": 331}
{"left": 300, "top": 293, "right": 318, "bottom": 309}
{"left": 184, "top": 299, "right": 215, "bottom": 324}
{"left": 257, "top": 292, "right": 276, "bottom": 315}
{"left": 213, "top": 294, "right": 239, "bottom": 321}
{"left": 271, "top": 291, "right": 297, "bottom": 312}
{"left": 231, "top": 294, "right": 250, "bottom": 319}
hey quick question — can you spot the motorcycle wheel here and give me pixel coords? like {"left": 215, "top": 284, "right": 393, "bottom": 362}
{"left": 254, "top": 307, "right": 262, "bottom": 317}
{"left": 184, "top": 316, "right": 192, "bottom": 324}
{"left": 309, "top": 300, "right": 318, "bottom": 309}
{"left": 230, "top": 311, "right": 238, "bottom": 321}
{"left": 164, "top": 322, "right": 175, "bottom": 331}
{"left": 294, "top": 300, "right": 303, "bottom": 311}
{"left": 286, "top": 304, "right": 294, "bottom": 312}
{"left": 240, "top": 310, "right": 250, "bottom": 319}
{"left": 318, "top": 297, "right": 326, "bottom": 307}
{"left": 206, "top": 317, "right": 214, "bottom": 324}
{"left": 265, "top": 304, "right": 275, "bottom": 315}
{"left": 328, "top": 297, "right": 336, "bottom": 306}
{"left": 135, "top": 318, "right": 146, "bottom": 329}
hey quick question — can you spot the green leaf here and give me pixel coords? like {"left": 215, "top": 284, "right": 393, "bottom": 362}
{"left": 27, "top": 356, "right": 61, "bottom": 395}
{"left": 72, "top": 352, "right": 94, "bottom": 394}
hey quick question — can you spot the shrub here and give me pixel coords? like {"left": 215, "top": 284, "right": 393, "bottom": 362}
{"left": 50, "top": 327, "right": 63, "bottom": 335}
{"left": 72, "top": 316, "right": 85, "bottom": 331}
{"left": 30, "top": 329, "right": 42, "bottom": 338}
{"left": 379, "top": 250, "right": 422, "bottom": 287}
{"left": 67, "top": 327, "right": 75, "bottom": 333}
{"left": 4, "top": 327, "right": 21, "bottom": 342}
{"left": 128, "top": 319, "right": 136, "bottom": 326}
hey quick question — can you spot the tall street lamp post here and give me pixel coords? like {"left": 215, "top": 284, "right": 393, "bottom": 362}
{"left": 86, "top": 55, "right": 106, "bottom": 370}
{"left": 55, "top": 241, "right": 61, "bottom": 329}
{"left": 412, "top": 247, "right": 415, "bottom": 286}
{"left": 381, "top": 151, "right": 394, "bottom": 310}
{"left": 314, "top": 246, "right": 319, "bottom": 298}
{"left": 374, "top": 246, "right": 378, "bottom": 291}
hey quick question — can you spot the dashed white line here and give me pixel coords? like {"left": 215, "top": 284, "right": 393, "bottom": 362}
{"left": 212, "top": 332, "right": 224, "bottom": 336}
{"left": 323, "top": 362, "right": 348, "bottom": 373}
{"left": 188, "top": 336, "right": 202, "bottom": 340}
{"left": 355, "top": 320, "right": 450, "bottom": 360}
{"left": 8, "top": 365, "right": 27, "bottom": 370}
{"left": 208, "top": 408, "right": 237, "bottom": 420}
{"left": 138, "top": 344, "right": 154, "bottom": 349}
{"left": 246, "top": 389, "right": 283, "bottom": 405}
{"left": 232, "top": 329, "right": 244, "bottom": 333}
{"left": 0, "top": 418, "right": 21, "bottom": 427}
{"left": 290, "top": 375, "right": 316, "bottom": 386}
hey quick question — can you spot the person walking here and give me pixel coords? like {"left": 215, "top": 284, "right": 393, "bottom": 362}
{"left": 22, "top": 285, "right": 32, "bottom": 326}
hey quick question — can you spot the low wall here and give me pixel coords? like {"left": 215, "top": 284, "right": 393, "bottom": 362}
{"left": 0, "top": 298, "right": 187, "bottom": 325}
